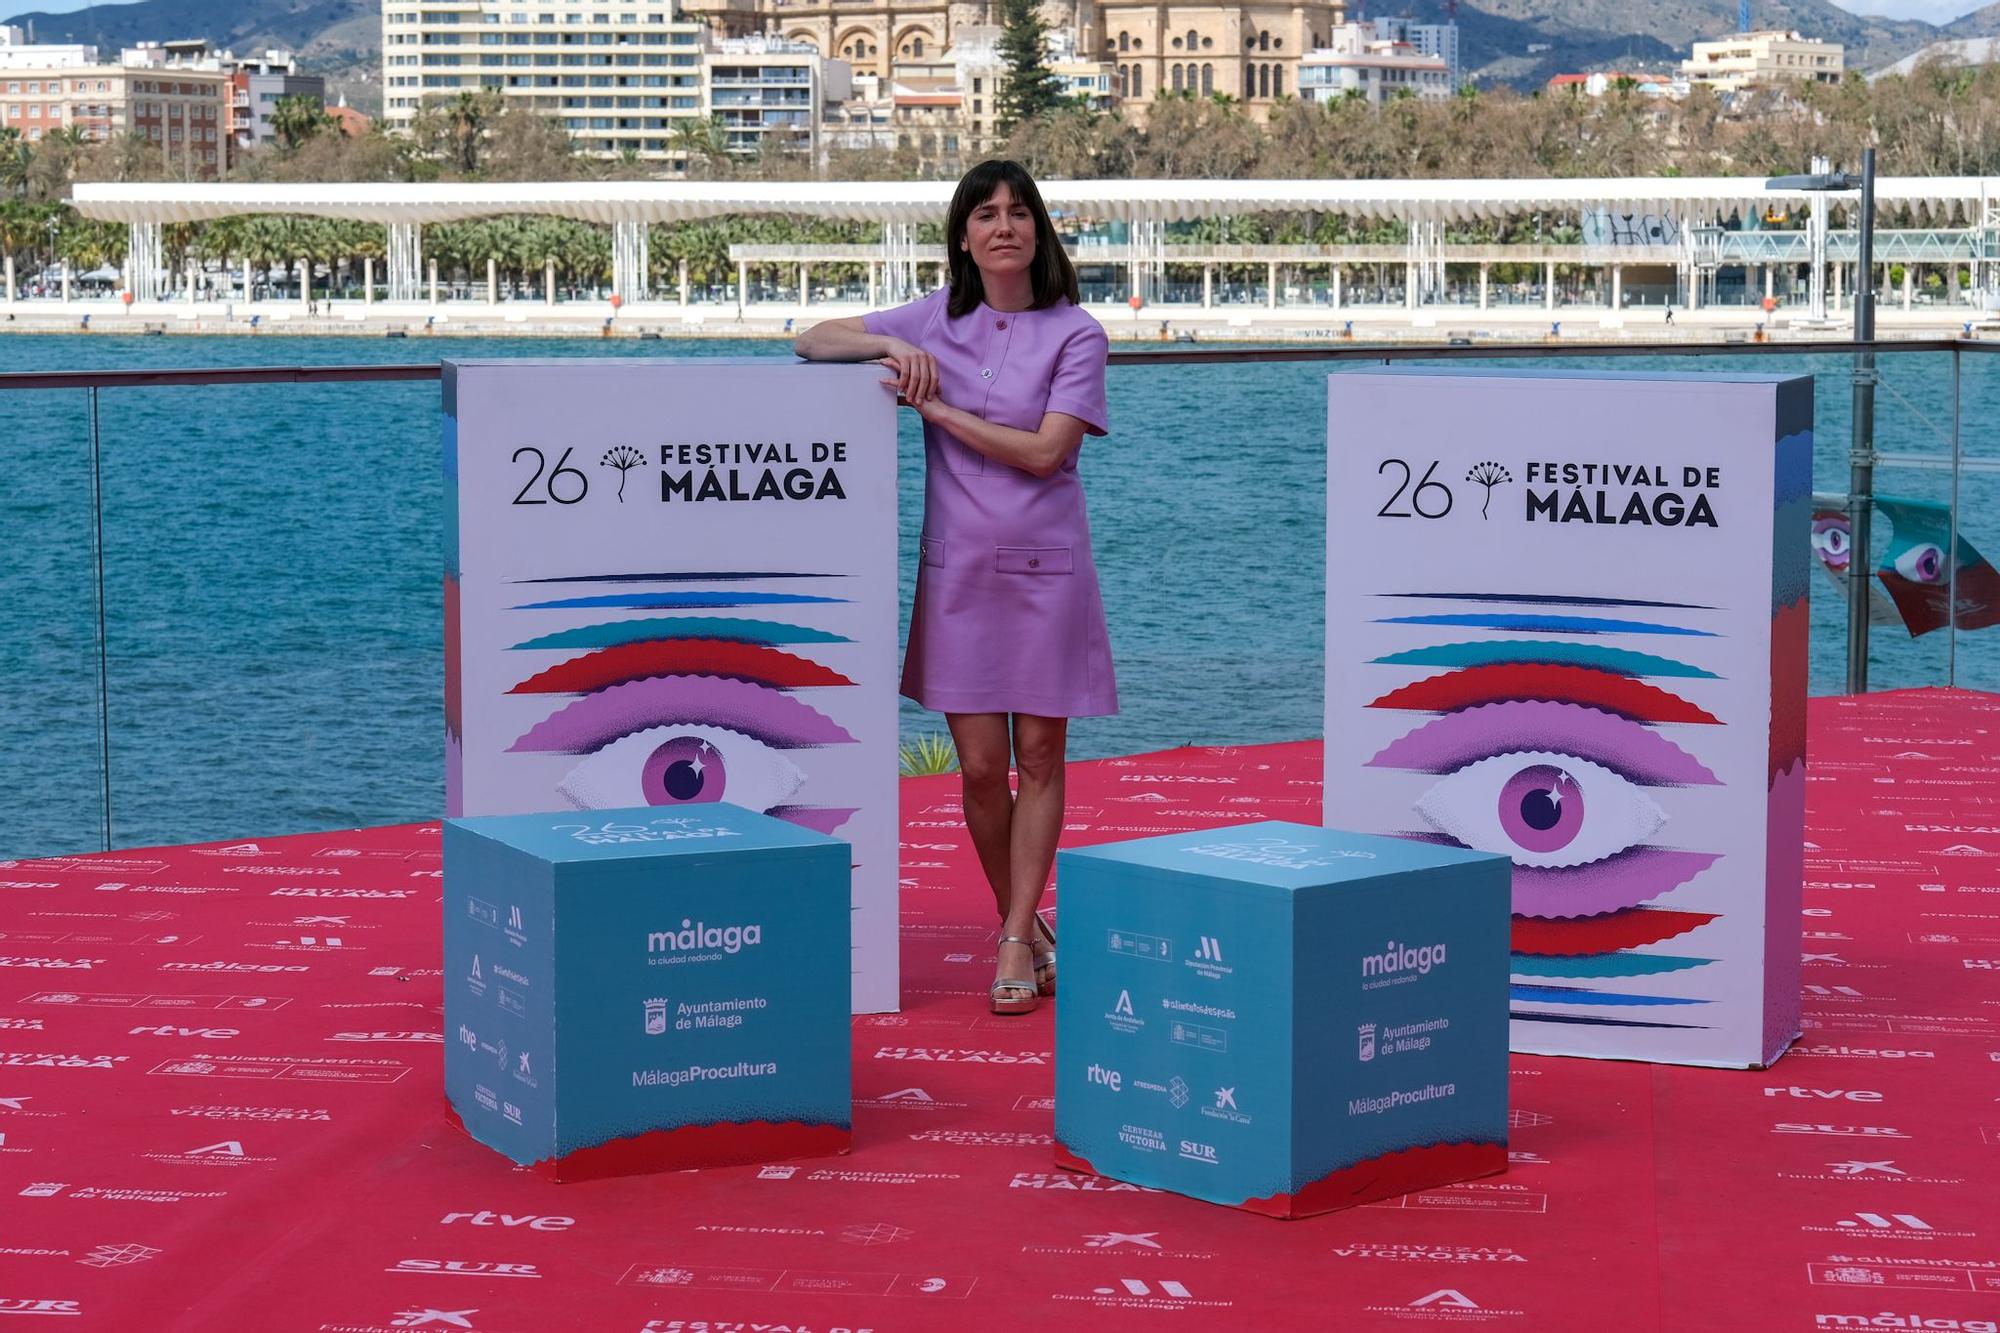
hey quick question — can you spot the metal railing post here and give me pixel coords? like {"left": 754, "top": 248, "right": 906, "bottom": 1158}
{"left": 1845, "top": 148, "right": 1878, "bottom": 695}
{"left": 1949, "top": 346, "right": 1962, "bottom": 688}
{"left": 87, "top": 387, "right": 112, "bottom": 852}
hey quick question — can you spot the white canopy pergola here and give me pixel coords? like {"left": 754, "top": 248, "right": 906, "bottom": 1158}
{"left": 66, "top": 176, "right": 2000, "bottom": 226}
{"left": 67, "top": 175, "right": 2000, "bottom": 304}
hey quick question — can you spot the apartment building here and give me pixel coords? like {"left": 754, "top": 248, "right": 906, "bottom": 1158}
{"left": 0, "top": 30, "right": 229, "bottom": 175}
{"left": 227, "top": 51, "right": 326, "bottom": 150}
{"left": 1682, "top": 30, "right": 1843, "bottom": 93}
{"left": 1298, "top": 27, "right": 1452, "bottom": 106}
{"left": 382, "top": 0, "right": 706, "bottom": 162}
{"left": 703, "top": 34, "right": 849, "bottom": 156}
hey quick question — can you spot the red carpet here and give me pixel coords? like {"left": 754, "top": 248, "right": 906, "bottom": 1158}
{"left": 3, "top": 687, "right": 1998, "bottom": 1331}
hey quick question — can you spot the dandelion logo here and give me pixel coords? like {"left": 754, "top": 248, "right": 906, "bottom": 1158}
{"left": 1465, "top": 460, "right": 1514, "bottom": 520}
{"left": 600, "top": 445, "right": 647, "bottom": 502}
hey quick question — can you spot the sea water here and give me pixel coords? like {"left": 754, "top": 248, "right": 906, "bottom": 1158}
{"left": 2, "top": 334, "right": 1993, "bottom": 854}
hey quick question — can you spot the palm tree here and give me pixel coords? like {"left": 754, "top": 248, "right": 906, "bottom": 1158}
{"left": 269, "top": 95, "right": 334, "bottom": 153}
{"left": 446, "top": 91, "right": 494, "bottom": 175}
{"left": 0, "top": 197, "right": 46, "bottom": 288}
{"left": 0, "top": 128, "right": 30, "bottom": 197}
{"left": 240, "top": 213, "right": 304, "bottom": 297}
{"left": 666, "top": 116, "right": 730, "bottom": 180}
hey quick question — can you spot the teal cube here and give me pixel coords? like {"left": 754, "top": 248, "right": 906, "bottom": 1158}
{"left": 1054, "top": 821, "right": 1511, "bottom": 1218}
{"left": 443, "top": 803, "right": 851, "bottom": 1181}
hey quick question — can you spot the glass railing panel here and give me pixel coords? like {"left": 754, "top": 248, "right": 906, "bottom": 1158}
{"left": 1840, "top": 347, "right": 1962, "bottom": 694}
{"left": 1946, "top": 347, "right": 2000, "bottom": 692}
{"left": 1055, "top": 356, "right": 1327, "bottom": 763}
{"left": 0, "top": 386, "right": 109, "bottom": 859}
{"left": 0, "top": 338, "right": 1979, "bottom": 850}
{"left": 5, "top": 335, "right": 804, "bottom": 853}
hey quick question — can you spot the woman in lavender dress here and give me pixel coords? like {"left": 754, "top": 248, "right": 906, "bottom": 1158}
{"left": 795, "top": 160, "right": 1116, "bottom": 1016}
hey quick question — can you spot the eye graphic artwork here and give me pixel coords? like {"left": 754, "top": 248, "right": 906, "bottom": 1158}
{"left": 513, "top": 616, "right": 852, "bottom": 653}
{"left": 1370, "top": 662, "right": 1720, "bottom": 725}
{"left": 1416, "top": 754, "right": 1662, "bottom": 868}
{"left": 1511, "top": 907, "right": 1716, "bottom": 955}
{"left": 1810, "top": 511, "right": 1852, "bottom": 574}
{"left": 1366, "top": 614, "right": 1727, "bottom": 1024}
{"left": 555, "top": 725, "right": 806, "bottom": 812}
{"left": 512, "top": 590, "right": 846, "bottom": 611}
{"left": 1375, "top": 612, "right": 1717, "bottom": 638}
{"left": 1370, "top": 699, "right": 1720, "bottom": 918}
{"left": 511, "top": 672, "right": 857, "bottom": 832}
{"left": 1508, "top": 983, "right": 1705, "bottom": 1007}
{"left": 1371, "top": 639, "right": 1720, "bottom": 680}
{"left": 1892, "top": 542, "right": 1944, "bottom": 585}
{"left": 505, "top": 574, "right": 863, "bottom": 833}
{"left": 1813, "top": 497, "right": 2000, "bottom": 638}
{"left": 511, "top": 674, "right": 855, "bottom": 754}
{"left": 1510, "top": 951, "right": 1711, "bottom": 979}
{"left": 509, "top": 640, "right": 854, "bottom": 695}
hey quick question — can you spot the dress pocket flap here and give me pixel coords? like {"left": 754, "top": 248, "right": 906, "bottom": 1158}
{"left": 994, "top": 545, "right": 1073, "bottom": 575}
{"left": 919, "top": 535, "right": 945, "bottom": 568}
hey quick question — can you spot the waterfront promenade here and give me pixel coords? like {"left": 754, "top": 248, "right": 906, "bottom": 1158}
{"left": 3, "top": 299, "right": 1995, "bottom": 340}
{"left": 11, "top": 173, "right": 1992, "bottom": 340}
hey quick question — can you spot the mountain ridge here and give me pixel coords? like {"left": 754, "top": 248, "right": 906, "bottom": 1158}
{"left": 1, "top": 0, "right": 1985, "bottom": 115}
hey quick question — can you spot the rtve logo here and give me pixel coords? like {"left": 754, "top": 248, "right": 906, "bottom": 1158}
{"left": 129, "top": 1025, "right": 240, "bottom": 1039}
{"left": 1085, "top": 1064, "right": 1123, "bottom": 1093}
{"left": 1763, "top": 1087, "right": 1883, "bottom": 1103}
{"left": 439, "top": 1211, "right": 575, "bottom": 1231}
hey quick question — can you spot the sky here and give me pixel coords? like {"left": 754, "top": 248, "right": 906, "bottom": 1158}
{"left": 5, "top": 0, "right": 135, "bottom": 17}
{"left": 5, "top": 0, "right": 145, "bottom": 18}
{"left": 8, "top": 0, "right": 1994, "bottom": 31}
{"left": 1826, "top": 0, "right": 1992, "bottom": 20}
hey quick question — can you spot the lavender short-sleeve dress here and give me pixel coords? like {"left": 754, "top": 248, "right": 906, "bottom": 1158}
{"left": 863, "top": 287, "right": 1118, "bottom": 719}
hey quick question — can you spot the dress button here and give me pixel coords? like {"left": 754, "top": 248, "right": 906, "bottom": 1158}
{"left": 1028, "top": 557, "right": 1041, "bottom": 568}
{"left": 980, "top": 367, "right": 993, "bottom": 379}
{"left": 996, "top": 319, "right": 1008, "bottom": 329}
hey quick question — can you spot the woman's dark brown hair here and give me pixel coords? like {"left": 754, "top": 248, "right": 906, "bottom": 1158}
{"left": 944, "top": 159, "right": 1079, "bottom": 318}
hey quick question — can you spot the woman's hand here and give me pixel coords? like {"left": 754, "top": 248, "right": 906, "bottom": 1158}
{"left": 910, "top": 392, "right": 956, "bottom": 425}
{"left": 878, "top": 339, "right": 939, "bottom": 405}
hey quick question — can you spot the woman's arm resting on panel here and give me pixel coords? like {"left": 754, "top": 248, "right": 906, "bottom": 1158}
{"left": 793, "top": 315, "right": 938, "bottom": 404}
{"left": 912, "top": 400, "right": 1088, "bottom": 479}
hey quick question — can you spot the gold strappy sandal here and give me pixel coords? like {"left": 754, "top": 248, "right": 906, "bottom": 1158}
{"left": 991, "top": 934, "right": 1041, "bottom": 1016}
{"left": 1032, "top": 912, "right": 1057, "bottom": 997}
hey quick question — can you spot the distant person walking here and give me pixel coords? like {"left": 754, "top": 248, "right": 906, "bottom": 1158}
{"left": 794, "top": 160, "right": 1114, "bottom": 1017}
